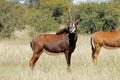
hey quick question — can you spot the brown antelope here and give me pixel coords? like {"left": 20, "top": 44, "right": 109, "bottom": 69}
{"left": 91, "top": 28, "right": 120, "bottom": 63}
{"left": 29, "top": 19, "right": 79, "bottom": 71}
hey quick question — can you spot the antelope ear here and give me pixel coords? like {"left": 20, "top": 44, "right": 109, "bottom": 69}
{"left": 75, "top": 19, "right": 79, "bottom": 24}
{"left": 67, "top": 20, "right": 70, "bottom": 23}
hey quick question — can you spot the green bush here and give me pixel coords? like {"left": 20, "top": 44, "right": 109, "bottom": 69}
{"left": 26, "top": 10, "right": 59, "bottom": 36}
{"left": 77, "top": 3, "right": 120, "bottom": 34}
{"left": 1, "top": 0, "right": 120, "bottom": 38}
{"left": 0, "top": 0, "right": 26, "bottom": 38}
{"left": 32, "top": 16, "right": 58, "bottom": 34}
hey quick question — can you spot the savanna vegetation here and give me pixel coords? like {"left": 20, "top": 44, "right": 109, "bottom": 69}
{"left": 0, "top": 32, "right": 120, "bottom": 80}
{"left": 1, "top": 0, "right": 120, "bottom": 80}
{"left": 0, "top": 0, "right": 120, "bottom": 38}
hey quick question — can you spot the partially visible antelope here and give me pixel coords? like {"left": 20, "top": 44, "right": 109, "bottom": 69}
{"left": 29, "top": 18, "right": 79, "bottom": 71}
{"left": 91, "top": 28, "right": 120, "bottom": 63}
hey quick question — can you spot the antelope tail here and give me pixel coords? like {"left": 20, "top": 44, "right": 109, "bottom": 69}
{"left": 30, "top": 41, "right": 34, "bottom": 51}
{"left": 90, "top": 37, "right": 95, "bottom": 52}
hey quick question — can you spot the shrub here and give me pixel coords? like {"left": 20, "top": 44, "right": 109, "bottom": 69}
{"left": 77, "top": 3, "right": 120, "bottom": 34}
{"left": 26, "top": 10, "right": 59, "bottom": 36}
{"left": 0, "top": 0, "right": 26, "bottom": 38}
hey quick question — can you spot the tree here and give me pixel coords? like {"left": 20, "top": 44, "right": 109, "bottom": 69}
{"left": 0, "top": 0, "right": 26, "bottom": 38}
{"left": 76, "top": 2, "right": 120, "bottom": 34}
{"left": 29, "top": 0, "right": 39, "bottom": 8}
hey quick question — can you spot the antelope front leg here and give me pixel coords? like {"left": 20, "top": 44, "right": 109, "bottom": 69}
{"left": 65, "top": 51, "right": 72, "bottom": 72}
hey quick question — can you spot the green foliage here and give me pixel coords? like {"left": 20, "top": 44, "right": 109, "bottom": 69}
{"left": 1, "top": 0, "right": 120, "bottom": 38}
{"left": 77, "top": 2, "right": 120, "bottom": 34}
{"left": 25, "top": 0, "right": 72, "bottom": 35}
{"left": 33, "top": 17, "right": 58, "bottom": 33}
{"left": 0, "top": 0, "right": 26, "bottom": 38}
{"left": 39, "top": 0, "right": 71, "bottom": 23}
{"left": 26, "top": 10, "right": 59, "bottom": 36}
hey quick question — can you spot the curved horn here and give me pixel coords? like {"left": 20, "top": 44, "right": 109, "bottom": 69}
{"left": 68, "top": 8, "right": 72, "bottom": 20}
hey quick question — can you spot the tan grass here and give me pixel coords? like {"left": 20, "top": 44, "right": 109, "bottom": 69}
{"left": 0, "top": 31, "right": 120, "bottom": 80}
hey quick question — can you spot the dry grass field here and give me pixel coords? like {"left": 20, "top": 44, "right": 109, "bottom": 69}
{"left": 0, "top": 30, "right": 120, "bottom": 80}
